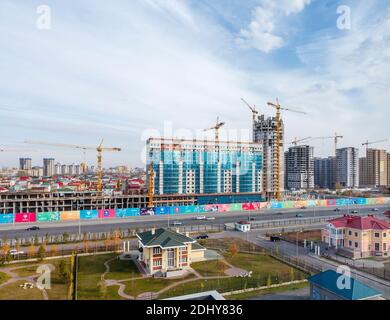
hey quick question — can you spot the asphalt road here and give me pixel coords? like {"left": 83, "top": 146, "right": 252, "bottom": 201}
{"left": 0, "top": 204, "right": 388, "bottom": 239}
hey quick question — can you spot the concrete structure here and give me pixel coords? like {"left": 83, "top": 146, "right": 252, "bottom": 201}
{"left": 336, "top": 147, "right": 359, "bottom": 188}
{"left": 235, "top": 220, "right": 251, "bottom": 232}
{"left": 285, "top": 145, "right": 314, "bottom": 190}
{"left": 253, "top": 114, "right": 285, "bottom": 200}
{"left": 360, "top": 149, "right": 388, "bottom": 187}
{"left": 146, "top": 138, "right": 263, "bottom": 195}
{"left": 322, "top": 215, "right": 390, "bottom": 258}
{"left": 314, "top": 157, "right": 335, "bottom": 189}
{"left": 136, "top": 228, "right": 206, "bottom": 276}
{"left": 19, "top": 158, "right": 32, "bottom": 171}
{"left": 308, "top": 270, "right": 383, "bottom": 300}
{"left": 43, "top": 158, "right": 55, "bottom": 177}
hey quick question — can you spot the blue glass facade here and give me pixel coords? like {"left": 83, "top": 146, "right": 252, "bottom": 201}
{"left": 147, "top": 138, "right": 263, "bottom": 195}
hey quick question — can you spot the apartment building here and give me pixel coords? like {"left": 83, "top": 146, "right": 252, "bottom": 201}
{"left": 285, "top": 145, "right": 314, "bottom": 190}
{"left": 146, "top": 138, "right": 263, "bottom": 195}
{"left": 322, "top": 215, "right": 390, "bottom": 258}
{"left": 360, "top": 149, "right": 388, "bottom": 187}
{"left": 314, "top": 157, "right": 335, "bottom": 189}
{"left": 253, "top": 114, "right": 285, "bottom": 199}
{"left": 336, "top": 147, "right": 359, "bottom": 188}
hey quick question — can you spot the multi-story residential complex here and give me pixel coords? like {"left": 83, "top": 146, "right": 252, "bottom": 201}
{"left": 31, "top": 166, "right": 43, "bottom": 177}
{"left": 314, "top": 157, "right": 335, "bottom": 189}
{"left": 285, "top": 145, "right": 314, "bottom": 190}
{"left": 359, "top": 157, "right": 368, "bottom": 187}
{"left": 322, "top": 215, "right": 390, "bottom": 258}
{"left": 43, "top": 158, "right": 55, "bottom": 177}
{"left": 146, "top": 138, "right": 263, "bottom": 195}
{"left": 61, "top": 164, "right": 68, "bottom": 175}
{"left": 253, "top": 114, "right": 285, "bottom": 199}
{"left": 336, "top": 147, "right": 359, "bottom": 188}
{"left": 360, "top": 149, "right": 388, "bottom": 187}
{"left": 19, "top": 158, "right": 32, "bottom": 171}
{"left": 136, "top": 228, "right": 206, "bottom": 276}
{"left": 55, "top": 163, "right": 62, "bottom": 176}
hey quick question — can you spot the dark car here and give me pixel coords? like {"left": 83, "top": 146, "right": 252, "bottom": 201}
{"left": 351, "top": 210, "right": 358, "bottom": 214}
{"left": 270, "top": 236, "right": 281, "bottom": 242}
{"left": 248, "top": 217, "right": 255, "bottom": 221}
{"left": 334, "top": 208, "right": 341, "bottom": 212}
{"left": 300, "top": 206, "right": 307, "bottom": 209}
{"left": 196, "top": 234, "right": 209, "bottom": 240}
{"left": 296, "top": 213, "right": 303, "bottom": 218}
{"left": 26, "top": 226, "right": 40, "bottom": 231}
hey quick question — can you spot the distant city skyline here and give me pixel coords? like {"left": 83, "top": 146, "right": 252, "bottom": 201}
{"left": 0, "top": 0, "right": 389, "bottom": 167}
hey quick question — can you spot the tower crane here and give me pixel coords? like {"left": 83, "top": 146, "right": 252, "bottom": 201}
{"left": 241, "top": 98, "right": 259, "bottom": 122}
{"left": 267, "top": 98, "right": 307, "bottom": 201}
{"left": 312, "top": 133, "right": 343, "bottom": 156}
{"left": 203, "top": 117, "right": 225, "bottom": 142}
{"left": 362, "top": 139, "right": 388, "bottom": 154}
{"left": 290, "top": 137, "right": 312, "bottom": 147}
{"left": 25, "top": 140, "right": 121, "bottom": 192}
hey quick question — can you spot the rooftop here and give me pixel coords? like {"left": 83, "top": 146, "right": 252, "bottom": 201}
{"left": 308, "top": 270, "right": 382, "bottom": 300}
{"left": 137, "top": 228, "right": 195, "bottom": 248}
{"left": 329, "top": 215, "right": 390, "bottom": 230}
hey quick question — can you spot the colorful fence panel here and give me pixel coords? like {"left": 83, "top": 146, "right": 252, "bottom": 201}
{"left": 179, "top": 205, "right": 199, "bottom": 214}
{"left": 230, "top": 203, "right": 243, "bottom": 212}
{"left": 36, "top": 211, "right": 60, "bottom": 222}
{"left": 155, "top": 207, "right": 171, "bottom": 215}
{"left": 0, "top": 214, "right": 14, "bottom": 224}
{"left": 140, "top": 207, "right": 156, "bottom": 216}
{"left": 80, "top": 210, "right": 99, "bottom": 220}
{"left": 15, "top": 212, "right": 36, "bottom": 223}
{"left": 60, "top": 211, "right": 80, "bottom": 221}
{"left": 242, "top": 202, "right": 261, "bottom": 210}
{"left": 115, "top": 208, "right": 140, "bottom": 217}
{"left": 217, "top": 204, "right": 230, "bottom": 212}
{"left": 98, "top": 209, "right": 116, "bottom": 219}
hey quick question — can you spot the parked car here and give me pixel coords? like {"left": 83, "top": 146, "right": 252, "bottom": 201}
{"left": 248, "top": 217, "right": 255, "bottom": 221}
{"left": 334, "top": 208, "right": 341, "bottom": 212}
{"left": 195, "top": 215, "right": 206, "bottom": 220}
{"left": 295, "top": 213, "right": 303, "bottom": 218}
{"left": 372, "top": 208, "right": 379, "bottom": 212}
{"left": 196, "top": 234, "right": 209, "bottom": 240}
{"left": 270, "top": 236, "right": 281, "bottom": 242}
{"left": 9, "top": 249, "right": 24, "bottom": 256}
{"left": 206, "top": 217, "right": 215, "bottom": 221}
{"left": 351, "top": 210, "right": 358, "bottom": 214}
{"left": 172, "top": 221, "right": 182, "bottom": 226}
{"left": 26, "top": 226, "right": 40, "bottom": 231}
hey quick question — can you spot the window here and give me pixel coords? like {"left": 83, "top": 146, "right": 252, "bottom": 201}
{"left": 153, "top": 259, "right": 162, "bottom": 267}
{"left": 383, "top": 243, "right": 387, "bottom": 251}
{"left": 354, "top": 232, "right": 358, "bottom": 237}
{"left": 354, "top": 242, "right": 358, "bottom": 248}
{"left": 374, "top": 233, "right": 380, "bottom": 238}
{"left": 383, "top": 233, "right": 387, "bottom": 238}
{"left": 375, "top": 243, "right": 380, "bottom": 251}
{"left": 348, "top": 240, "right": 352, "bottom": 247}
{"left": 167, "top": 249, "right": 175, "bottom": 267}
{"left": 153, "top": 247, "right": 161, "bottom": 255}
{"left": 348, "top": 230, "right": 352, "bottom": 236}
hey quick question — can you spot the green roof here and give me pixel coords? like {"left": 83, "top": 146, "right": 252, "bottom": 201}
{"left": 137, "top": 228, "right": 195, "bottom": 248}
{"left": 191, "top": 243, "right": 206, "bottom": 251}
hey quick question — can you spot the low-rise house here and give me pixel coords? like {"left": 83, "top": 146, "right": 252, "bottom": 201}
{"left": 136, "top": 228, "right": 206, "bottom": 277}
{"left": 308, "top": 270, "right": 383, "bottom": 300}
{"left": 322, "top": 215, "right": 390, "bottom": 258}
{"left": 235, "top": 221, "right": 251, "bottom": 232}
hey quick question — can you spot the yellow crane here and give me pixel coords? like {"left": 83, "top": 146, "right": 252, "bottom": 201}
{"left": 362, "top": 139, "right": 388, "bottom": 154}
{"left": 267, "top": 98, "right": 307, "bottom": 201}
{"left": 241, "top": 98, "right": 259, "bottom": 122}
{"left": 25, "top": 139, "right": 121, "bottom": 192}
{"left": 148, "top": 163, "right": 154, "bottom": 208}
{"left": 312, "top": 133, "right": 343, "bottom": 156}
{"left": 203, "top": 116, "right": 225, "bottom": 142}
{"left": 291, "top": 137, "right": 312, "bottom": 147}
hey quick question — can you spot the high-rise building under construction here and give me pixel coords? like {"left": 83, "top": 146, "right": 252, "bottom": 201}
{"left": 146, "top": 138, "right": 263, "bottom": 195}
{"left": 253, "top": 114, "right": 285, "bottom": 199}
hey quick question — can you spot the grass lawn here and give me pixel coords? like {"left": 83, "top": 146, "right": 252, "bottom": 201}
{"left": 191, "top": 260, "right": 229, "bottom": 277}
{"left": 106, "top": 258, "right": 140, "bottom": 280}
{"left": 11, "top": 265, "right": 41, "bottom": 278}
{"left": 77, "top": 253, "right": 117, "bottom": 300}
{"left": 227, "top": 281, "right": 309, "bottom": 300}
{"left": 0, "top": 271, "right": 10, "bottom": 285}
{"left": 123, "top": 274, "right": 195, "bottom": 298}
{"left": 200, "top": 238, "right": 263, "bottom": 252}
{"left": 0, "top": 280, "right": 44, "bottom": 300}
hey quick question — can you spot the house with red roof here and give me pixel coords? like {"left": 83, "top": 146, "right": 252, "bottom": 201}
{"left": 322, "top": 215, "right": 390, "bottom": 258}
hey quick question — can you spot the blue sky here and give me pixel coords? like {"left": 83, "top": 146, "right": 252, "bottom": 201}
{"left": 0, "top": 0, "right": 389, "bottom": 168}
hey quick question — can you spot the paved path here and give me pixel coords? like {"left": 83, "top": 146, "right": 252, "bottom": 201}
{"left": 249, "top": 287, "right": 310, "bottom": 300}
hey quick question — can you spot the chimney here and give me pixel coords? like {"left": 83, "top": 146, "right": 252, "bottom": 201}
{"left": 151, "top": 228, "right": 155, "bottom": 235}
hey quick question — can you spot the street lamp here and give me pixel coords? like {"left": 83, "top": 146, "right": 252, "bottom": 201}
{"left": 296, "top": 229, "right": 303, "bottom": 260}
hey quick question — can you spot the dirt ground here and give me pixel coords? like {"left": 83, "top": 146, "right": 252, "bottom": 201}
{"left": 280, "top": 230, "right": 322, "bottom": 243}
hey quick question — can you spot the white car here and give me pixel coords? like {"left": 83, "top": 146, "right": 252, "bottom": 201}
{"left": 195, "top": 216, "right": 206, "bottom": 220}
{"left": 173, "top": 221, "right": 182, "bottom": 226}
{"left": 206, "top": 217, "right": 216, "bottom": 221}
{"left": 9, "top": 249, "right": 24, "bottom": 256}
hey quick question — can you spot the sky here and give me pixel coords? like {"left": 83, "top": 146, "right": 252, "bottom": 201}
{"left": 0, "top": 0, "right": 389, "bottom": 168}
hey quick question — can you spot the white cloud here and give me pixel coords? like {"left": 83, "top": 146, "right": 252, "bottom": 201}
{"left": 236, "top": 0, "right": 311, "bottom": 53}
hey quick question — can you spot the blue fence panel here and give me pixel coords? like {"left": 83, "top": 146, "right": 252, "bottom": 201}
{"left": 0, "top": 213, "right": 14, "bottom": 224}
{"left": 80, "top": 210, "right": 99, "bottom": 220}
{"left": 116, "top": 208, "right": 140, "bottom": 217}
